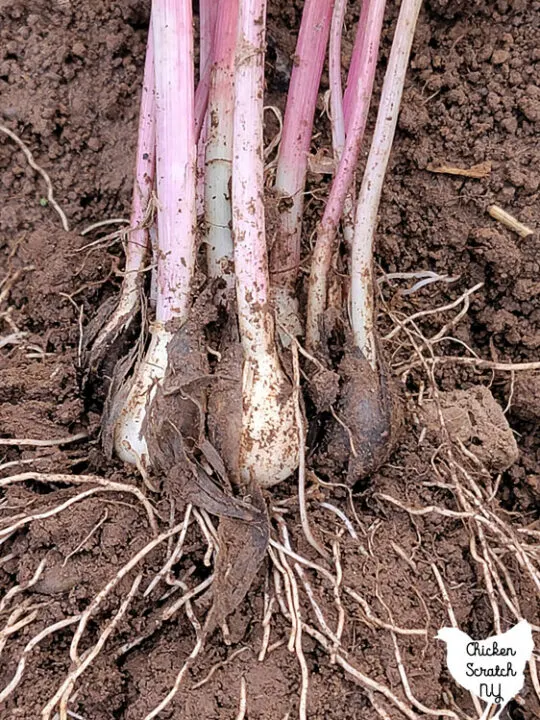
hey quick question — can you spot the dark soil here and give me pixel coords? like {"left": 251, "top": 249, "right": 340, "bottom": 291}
{"left": 1, "top": 0, "right": 539, "bottom": 718}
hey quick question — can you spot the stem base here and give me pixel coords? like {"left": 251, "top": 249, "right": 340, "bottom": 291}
{"left": 113, "top": 327, "right": 173, "bottom": 472}
{"left": 240, "top": 354, "right": 299, "bottom": 488}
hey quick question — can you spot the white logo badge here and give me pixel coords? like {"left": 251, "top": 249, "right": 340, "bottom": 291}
{"left": 436, "top": 619, "right": 534, "bottom": 719}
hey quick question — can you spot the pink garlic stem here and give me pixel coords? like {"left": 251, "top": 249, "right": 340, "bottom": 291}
{"left": 329, "top": 0, "right": 347, "bottom": 159}
{"left": 113, "top": 0, "right": 197, "bottom": 472}
{"left": 269, "top": 0, "right": 333, "bottom": 297}
{"left": 195, "top": 2, "right": 216, "bottom": 219}
{"left": 342, "top": 0, "right": 371, "bottom": 133}
{"left": 199, "top": 0, "right": 218, "bottom": 77}
{"left": 306, "top": 0, "right": 385, "bottom": 350}
{"left": 196, "top": 105, "right": 209, "bottom": 221}
{"left": 232, "top": 0, "right": 298, "bottom": 487}
{"left": 158, "top": 47, "right": 209, "bottom": 286}
{"left": 125, "top": 28, "right": 156, "bottom": 277}
{"left": 153, "top": 0, "right": 196, "bottom": 325}
{"left": 351, "top": 0, "right": 423, "bottom": 368}
{"left": 158, "top": 60, "right": 210, "bottom": 284}
{"left": 90, "top": 23, "right": 156, "bottom": 364}
{"left": 233, "top": 0, "right": 273, "bottom": 358}
{"left": 329, "top": 0, "right": 356, "bottom": 252}
{"left": 205, "top": 0, "right": 238, "bottom": 283}
{"left": 194, "top": 53, "right": 212, "bottom": 143}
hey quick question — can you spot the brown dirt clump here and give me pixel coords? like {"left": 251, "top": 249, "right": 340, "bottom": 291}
{"left": 420, "top": 385, "right": 519, "bottom": 471}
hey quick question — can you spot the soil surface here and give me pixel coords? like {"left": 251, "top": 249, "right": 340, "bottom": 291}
{"left": 1, "top": 0, "right": 539, "bottom": 719}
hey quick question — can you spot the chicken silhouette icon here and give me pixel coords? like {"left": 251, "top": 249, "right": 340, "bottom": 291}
{"left": 436, "top": 619, "right": 534, "bottom": 720}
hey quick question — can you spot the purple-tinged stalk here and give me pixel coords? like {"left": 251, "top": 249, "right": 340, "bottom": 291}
{"left": 194, "top": 57, "right": 213, "bottom": 141}
{"left": 205, "top": 0, "right": 238, "bottom": 288}
{"left": 114, "top": 0, "right": 196, "bottom": 473}
{"left": 194, "top": 1, "right": 217, "bottom": 141}
{"left": 306, "top": 0, "right": 385, "bottom": 351}
{"left": 316, "top": 0, "right": 420, "bottom": 483}
{"left": 200, "top": 0, "right": 217, "bottom": 74}
{"left": 350, "top": 0, "right": 422, "bottom": 369}
{"left": 232, "top": 0, "right": 298, "bottom": 488}
{"left": 328, "top": 0, "right": 355, "bottom": 249}
{"left": 195, "top": 1, "right": 217, "bottom": 218}
{"left": 87, "top": 31, "right": 156, "bottom": 367}
{"left": 329, "top": 0, "right": 347, "bottom": 160}
{"left": 269, "top": 0, "right": 333, "bottom": 340}
{"left": 342, "top": 0, "right": 371, "bottom": 133}
{"left": 150, "top": 55, "right": 210, "bottom": 302}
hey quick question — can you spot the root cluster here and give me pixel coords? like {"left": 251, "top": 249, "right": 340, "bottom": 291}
{"left": 1, "top": 277, "right": 538, "bottom": 719}
{"left": 1, "top": 85, "right": 538, "bottom": 720}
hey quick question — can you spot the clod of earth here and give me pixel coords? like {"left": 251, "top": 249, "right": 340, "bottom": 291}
{"left": 420, "top": 386, "right": 519, "bottom": 473}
